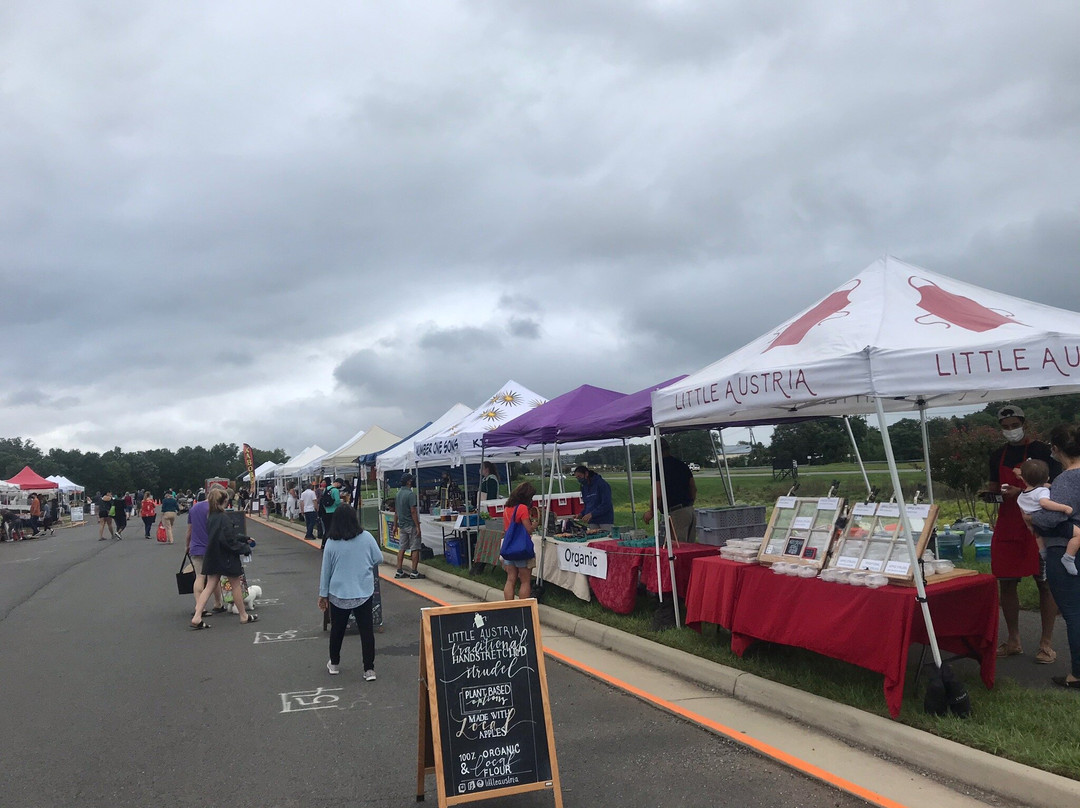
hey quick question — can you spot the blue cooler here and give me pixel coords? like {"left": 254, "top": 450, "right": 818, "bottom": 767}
{"left": 445, "top": 538, "right": 467, "bottom": 567}
{"left": 935, "top": 528, "right": 963, "bottom": 561}
{"left": 973, "top": 527, "right": 993, "bottom": 561}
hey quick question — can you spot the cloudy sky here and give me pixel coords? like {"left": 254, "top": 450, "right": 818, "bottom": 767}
{"left": 2, "top": 1, "right": 1077, "bottom": 457}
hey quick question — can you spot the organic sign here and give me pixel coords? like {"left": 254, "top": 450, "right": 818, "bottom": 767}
{"left": 417, "top": 599, "right": 562, "bottom": 807}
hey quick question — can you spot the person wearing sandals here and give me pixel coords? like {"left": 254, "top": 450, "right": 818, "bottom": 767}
{"left": 319, "top": 504, "right": 383, "bottom": 680}
{"left": 190, "top": 488, "right": 257, "bottom": 629}
{"left": 185, "top": 490, "right": 225, "bottom": 617}
{"left": 1031, "top": 424, "right": 1080, "bottom": 690}
{"left": 501, "top": 482, "right": 537, "bottom": 601}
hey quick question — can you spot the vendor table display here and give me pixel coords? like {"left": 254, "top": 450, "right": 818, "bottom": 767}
{"left": 758, "top": 496, "right": 845, "bottom": 569}
{"left": 828, "top": 502, "right": 939, "bottom": 582}
{"left": 721, "top": 564, "right": 997, "bottom": 717}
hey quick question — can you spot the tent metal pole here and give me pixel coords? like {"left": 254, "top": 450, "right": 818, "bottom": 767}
{"left": 717, "top": 429, "right": 735, "bottom": 506}
{"left": 654, "top": 428, "right": 682, "bottom": 628}
{"left": 918, "top": 401, "right": 935, "bottom": 504}
{"left": 648, "top": 428, "right": 664, "bottom": 604}
{"left": 540, "top": 443, "right": 558, "bottom": 587}
{"left": 843, "top": 416, "right": 872, "bottom": 498}
{"left": 504, "top": 463, "right": 511, "bottom": 498}
{"left": 623, "top": 439, "right": 638, "bottom": 530}
{"left": 875, "top": 397, "right": 942, "bottom": 668}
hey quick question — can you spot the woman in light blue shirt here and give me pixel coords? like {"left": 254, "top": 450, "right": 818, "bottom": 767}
{"left": 318, "top": 504, "right": 384, "bottom": 681}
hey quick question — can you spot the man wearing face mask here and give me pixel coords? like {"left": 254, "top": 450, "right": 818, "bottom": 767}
{"left": 987, "top": 404, "right": 1060, "bottom": 664}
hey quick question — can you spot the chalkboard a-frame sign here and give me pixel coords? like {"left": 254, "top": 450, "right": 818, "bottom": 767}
{"left": 416, "top": 599, "right": 563, "bottom": 807}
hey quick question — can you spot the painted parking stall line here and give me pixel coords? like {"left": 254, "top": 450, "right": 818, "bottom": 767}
{"left": 254, "top": 629, "right": 319, "bottom": 644}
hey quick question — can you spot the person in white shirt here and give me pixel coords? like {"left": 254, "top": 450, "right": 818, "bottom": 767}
{"left": 299, "top": 483, "right": 319, "bottom": 539}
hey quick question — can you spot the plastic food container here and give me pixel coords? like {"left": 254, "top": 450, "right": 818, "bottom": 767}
{"left": 797, "top": 565, "right": 818, "bottom": 578}
{"left": 848, "top": 571, "right": 868, "bottom": 586}
{"left": 933, "top": 560, "right": 955, "bottom": 574}
{"left": 865, "top": 573, "right": 888, "bottom": 589}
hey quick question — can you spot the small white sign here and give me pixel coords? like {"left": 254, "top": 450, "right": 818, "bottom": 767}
{"left": 776, "top": 496, "right": 798, "bottom": 509}
{"left": 905, "top": 504, "right": 932, "bottom": 519}
{"left": 817, "top": 497, "right": 840, "bottom": 511}
{"left": 859, "top": 559, "right": 884, "bottom": 572}
{"left": 765, "top": 543, "right": 780, "bottom": 555}
{"left": 70, "top": 506, "right": 84, "bottom": 521}
{"left": 886, "top": 560, "right": 912, "bottom": 576}
{"left": 835, "top": 556, "right": 858, "bottom": 569}
{"left": 851, "top": 503, "right": 877, "bottom": 516}
{"left": 877, "top": 503, "right": 901, "bottom": 518}
{"left": 558, "top": 544, "right": 608, "bottom": 578}
{"left": 792, "top": 516, "right": 814, "bottom": 530}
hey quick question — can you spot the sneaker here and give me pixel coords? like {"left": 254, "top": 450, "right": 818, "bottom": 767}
{"left": 363, "top": 669, "right": 376, "bottom": 681}
{"left": 409, "top": 570, "right": 426, "bottom": 580}
{"left": 394, "top": 569, "right": 407, "bottom": 578}
{"left": 326, "top": 661, "right": 340, "bottom": 675}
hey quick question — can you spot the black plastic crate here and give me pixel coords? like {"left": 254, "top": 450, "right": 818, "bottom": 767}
{"left": 696, "top": 506, "right": 767, "bottom": 530}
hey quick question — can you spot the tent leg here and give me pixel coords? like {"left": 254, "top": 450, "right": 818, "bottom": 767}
{"left": 653, "top": 428, "right": 682, "bottom": 628}
{"left": 649, "top": 428, "right": 663, "bottom": 605}
{"left": 875, "top": 398, "right": 942, "bottom": 668}
{"left": 918, "top": 401, "right": 935, "bottom": 504}
{"left": 844, "top": 416, "right": 873, "bottom": 498}
{"left": 624, "top": 439, "right": 638, "bottom": 530}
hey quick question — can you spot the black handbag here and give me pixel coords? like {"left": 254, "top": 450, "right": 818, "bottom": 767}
{"left": 176, "top": 552, "right": 197, "bottom": 595}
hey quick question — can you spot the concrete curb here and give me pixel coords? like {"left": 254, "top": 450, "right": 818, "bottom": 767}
{"left": 402, "top": 559, "right": 1080, "bottom": 808}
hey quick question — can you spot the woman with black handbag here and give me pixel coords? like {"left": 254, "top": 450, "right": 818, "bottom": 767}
{"left": 500, "top": 482, "right": 537, "bottom": 601}
{"left": 190, "top": 488, "right": 258, "bottom": 628}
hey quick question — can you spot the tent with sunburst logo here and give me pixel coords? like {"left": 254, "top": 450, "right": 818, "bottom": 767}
{"left": 412, "top": 380, "right": 548, "bottom": 467}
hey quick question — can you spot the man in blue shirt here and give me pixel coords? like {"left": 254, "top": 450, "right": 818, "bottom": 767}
{"left": 574, "top": 465, "right": 614, "bottom": 531}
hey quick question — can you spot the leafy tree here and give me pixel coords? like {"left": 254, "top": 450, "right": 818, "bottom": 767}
{"left": 929, "top": 424, "right": 1002, "bottom": 518}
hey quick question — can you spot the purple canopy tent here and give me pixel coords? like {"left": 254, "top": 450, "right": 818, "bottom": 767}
{"left": 555, "top": 376, "right": 689, "bottom": 442}
{"left": 482, "top": 384, "right": 625, "bottom": 448}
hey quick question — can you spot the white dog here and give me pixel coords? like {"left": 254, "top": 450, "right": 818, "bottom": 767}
{"left": 227, "top": 584, "right": 262, "bottom": 614}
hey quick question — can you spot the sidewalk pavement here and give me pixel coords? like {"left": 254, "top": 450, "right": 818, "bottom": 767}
{"left": 260, "top": 513, "right": 1080, "bottom": 808}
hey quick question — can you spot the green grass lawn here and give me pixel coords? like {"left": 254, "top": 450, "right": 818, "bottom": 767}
{"left": 426, "top": 555, "right": 1080, "bottom": 781}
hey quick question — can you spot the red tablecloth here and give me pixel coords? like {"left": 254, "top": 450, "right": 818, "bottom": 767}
{"left": 641, "top": 542, "right": 722, "bottom": 597}
{"left": 729, "top": 566, "right": 998, "bottom": 717}
{"left": 586, "top": 540, "right": 646, "bottom": 614}
{"left": 684, "top": 556, "right": 754, "bottom": 630}
{"left": 585, "top": 541, "right": 722, "bottom": 614}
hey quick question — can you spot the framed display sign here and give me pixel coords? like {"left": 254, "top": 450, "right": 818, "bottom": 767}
{"left": 758, "top": 497, "right": 845, "bottom": 569}
{"left": 417, "top": 599, "right": 563, "bottom": 808}
{"left": 829, "top": 502, "right": 939, "bottom": 581}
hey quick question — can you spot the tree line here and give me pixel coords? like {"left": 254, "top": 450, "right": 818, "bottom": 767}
{"left": 0, "top": 439, "right": 288, "bottom": 497}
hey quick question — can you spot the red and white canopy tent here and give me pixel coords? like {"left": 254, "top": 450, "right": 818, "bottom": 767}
{"left": 3, "top": 466, "right": 59, "bottom": 491}
{"left": 652, "top": 255, "right": 1080, "bottom": 655}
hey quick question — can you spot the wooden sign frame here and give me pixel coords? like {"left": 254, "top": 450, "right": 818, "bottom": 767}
{"left": 757, "top": 496, "right": 845, "bottom": 569}
{"left": 417, "top": 599, "right": 563, "bottom": 807}
{"left": 828, "top": 502, "right": 940, "bottom": 582}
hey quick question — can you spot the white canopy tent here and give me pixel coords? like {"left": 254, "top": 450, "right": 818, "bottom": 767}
{"left": 652, "top": 255, "right": 1080, "bottom": 658}
{"left": 412, "top": 381, "right": 548, "bottom": 467}
{"left": 376, "top": 404, "right": 473, "bottom": 476}
{"left": 46, "top": 475, "right": 85, "bottom": 492}
{"left": 273, "top": 445, "right": 328, "bottom": 479}
{"left": 243, "top": 461, "right": 280, "bottom": 483}
{"left": 312, "top": 425, "right": 402, "bottom": 475}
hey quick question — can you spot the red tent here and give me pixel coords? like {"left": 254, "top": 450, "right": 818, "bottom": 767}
{"left": 4, "top": 466, "right": 59, "bottom": 490}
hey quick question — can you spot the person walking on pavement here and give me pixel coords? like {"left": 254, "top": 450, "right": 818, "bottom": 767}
{"left": 319, "top": 477, "right": 343, "bottom": 549}
{"left": 299, "top": 481, "right": 319, "bottom": 539}
{"left": 28, "top": 494, "right": 41, "bottom": 536}
{"left": 97, "top": 492, "right": 116, "bottom": 540}
{"left": 113, "top": 495, "right": 128, "bottom": 539}
{"left": 160, "top": 490, "right": 179, "bottom": 544}
{"left": 393, "top": 474, "right": 425, "bottom": 579}
{"left": 185, "top": 491, "right": 225, "bottom": 616}
{"left": 190, "top": 488, "right": 257, "bottom": 628}
{"left": 319, "top": 504, "right": 383, "bottom": 681}
{"left": 140, "top": 491, "right": 157, "bottom": 539}
{"left": 988, "top": 405, "right": 1058, "bottom": 665}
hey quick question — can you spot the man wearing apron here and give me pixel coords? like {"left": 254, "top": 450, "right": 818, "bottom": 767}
{"left": 989, "top": 405, "right": 1059, "bottom": 664}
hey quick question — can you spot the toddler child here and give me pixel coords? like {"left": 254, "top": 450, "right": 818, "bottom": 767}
{"left": 1016, "top": 459, "right": 1080, "bottom": 575}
